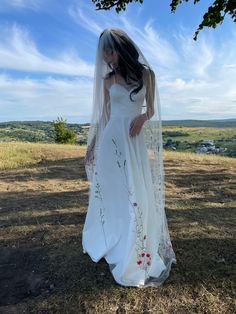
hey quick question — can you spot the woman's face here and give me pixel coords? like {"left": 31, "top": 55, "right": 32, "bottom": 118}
{"left": 103, "top": 48, "right": 119, "bottom": 68}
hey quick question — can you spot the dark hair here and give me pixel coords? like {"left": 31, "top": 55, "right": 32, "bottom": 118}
{"left": 100, "top": 29, "right": 150, "bottom": 102}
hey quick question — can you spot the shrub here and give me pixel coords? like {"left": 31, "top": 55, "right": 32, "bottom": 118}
{"left": 53, "top": 117, "right": 76, "bottom": 144}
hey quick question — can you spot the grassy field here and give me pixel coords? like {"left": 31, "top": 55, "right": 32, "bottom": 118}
{"left": 1, "top": 121, "right": 236, "bottom": 157}
{"left": 0, "top": 142, "right": 235, "bottom": 313}
{"left": 163, "top": 126, "right": 236, "bottom": 141}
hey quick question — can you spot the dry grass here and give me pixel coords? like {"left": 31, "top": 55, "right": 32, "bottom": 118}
{"left": 0, "top": 142, "right": 81, "bottom": 171}
{"left": 163, "top": 126, "right": 236, "bottom": 141}
{"left": 0, "top": 142, "right": 235, "bottom": 313}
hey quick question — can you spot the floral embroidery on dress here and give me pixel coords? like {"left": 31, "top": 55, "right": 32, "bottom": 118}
{"left": 135, "top": 234, "right": 152, "bottom": 270}
{"left": 94, "top": 169, "right": 108, "bottom": 248}
{"left": 112, "top": 137, "right": 152, "bottom": 272}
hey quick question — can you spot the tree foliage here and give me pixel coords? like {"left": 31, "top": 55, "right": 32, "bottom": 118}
{"left": 53, "top": 117, "right": 76, "bottom": 144}
{"left": 91, "top": 0, "right": 236, "bottom": 40}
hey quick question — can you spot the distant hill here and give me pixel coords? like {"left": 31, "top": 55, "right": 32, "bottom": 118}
{"left": 162, "top": 118, "right": 236, "bottom": 128}
{"left": 1, "top": 118, "right": 235, "bottom": 129}
{"left": 0, "top": 120, "right": 235, "bottom": 157}
{"left": 0, "top": 120, "right": 83, "bottom": 144}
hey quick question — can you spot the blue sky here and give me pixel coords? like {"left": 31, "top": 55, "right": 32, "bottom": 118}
{"left": 0, "top": 0, "right": 235, "bottom": 123}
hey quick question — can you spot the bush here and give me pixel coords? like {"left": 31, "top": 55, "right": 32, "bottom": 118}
{"left": 53, "top": 117, "right": 76, "bottom": 144}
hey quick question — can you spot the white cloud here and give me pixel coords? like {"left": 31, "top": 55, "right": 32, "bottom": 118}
{"left": 68, "top": 4, "right": 103, "bottom": 35}
{"left": 0, "top": 23, "right": 94, "bottom": 77}
{"left": 0, "top": 73, "right": 93, "bottom": 122}
{"left": 68, "top": 0, "right": 128, "bottom": 36}
{"left": 0, "top": 0, "right": 41, "bottom": 11}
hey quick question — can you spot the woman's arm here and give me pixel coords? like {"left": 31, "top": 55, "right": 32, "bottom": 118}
{"left": 143, "top": 67, "right": 155, "bottom": 121}
{"left": 129, "top": 69, "right": 156, "bottom": 137}
{"left": 101, "top": 78, "right": 111, "bottom": 126}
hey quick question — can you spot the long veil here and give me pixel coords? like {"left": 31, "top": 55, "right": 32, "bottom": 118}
{"left": 84, "top": 27, "right": 177, "bottom": 287}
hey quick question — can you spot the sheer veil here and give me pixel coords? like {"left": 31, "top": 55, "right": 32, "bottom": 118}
{"left": 85, "top": 27, "right": 177, "bottom": 286}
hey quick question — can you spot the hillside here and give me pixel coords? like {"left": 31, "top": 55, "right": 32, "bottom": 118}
{"left": 0, "top": 120, "right": 83, "bottom": 144}
{"left": 0, "top": 142, "right": 235, "bottom": 313}
{"left": 0, "top": 119, "right": 236, "bottom": 157}
{"left": 162, "top": 118, "right": 236, "bottom": 128}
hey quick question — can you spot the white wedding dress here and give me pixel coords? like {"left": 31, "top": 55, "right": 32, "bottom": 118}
{"left": 82, "top": 76, "right": 176, "bottom": 287}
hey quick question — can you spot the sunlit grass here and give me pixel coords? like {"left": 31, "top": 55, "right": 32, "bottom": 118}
{"left": 0, "top": 141, "right": 86, "bottom": 170}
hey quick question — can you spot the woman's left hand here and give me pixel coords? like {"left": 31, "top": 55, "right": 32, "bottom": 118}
{"left": 129, "top": 114, "right": 146, "bottom": 137}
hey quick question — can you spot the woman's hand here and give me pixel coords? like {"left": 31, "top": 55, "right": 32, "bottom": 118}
{"left": 129, "top": 113, "right": 147, "bottom": 137}
{"left": 84, "top": 145, "right": 94, "bottom": 165}
{"left": 84, "top": 137, "right": 96, "bottom": 165}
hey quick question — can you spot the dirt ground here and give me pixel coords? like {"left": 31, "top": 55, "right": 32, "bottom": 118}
{"left": 0, "top": 145, "right": 235, "bottom": 313}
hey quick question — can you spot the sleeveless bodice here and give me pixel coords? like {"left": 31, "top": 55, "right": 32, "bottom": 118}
{"left": 109, "top": 83, "right": 146, "bottom": 119}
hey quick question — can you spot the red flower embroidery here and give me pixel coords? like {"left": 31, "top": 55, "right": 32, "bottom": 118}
{"left": 136, "top": 252, "right": 152, "bottom": 269}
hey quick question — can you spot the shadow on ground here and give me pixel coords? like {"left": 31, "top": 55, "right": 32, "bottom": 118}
{"left": 0, "top": 154, "right": 235, "bottom": 313}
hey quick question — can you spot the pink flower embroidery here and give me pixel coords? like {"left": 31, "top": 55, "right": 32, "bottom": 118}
{"left": 137, "top": 251, "right": 152, "bottom": 269}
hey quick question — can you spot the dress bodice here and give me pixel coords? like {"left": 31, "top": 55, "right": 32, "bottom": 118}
{"left": 109, "top": 83, "right": 146, "bottom": 119}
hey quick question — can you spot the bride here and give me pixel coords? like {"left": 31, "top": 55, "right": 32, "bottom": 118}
{"left": 82, "top": 27, "right": 177, "bottom": 288}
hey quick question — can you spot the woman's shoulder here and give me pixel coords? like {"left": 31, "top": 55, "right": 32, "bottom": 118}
{"left": 142, "top": 66, "right": 155, "bottom": 78}
{"left": 103, "top": 72, "right": 115, "bottom": 90}
{"left": 142, "top": 67, "right": 155, "bottom": 90}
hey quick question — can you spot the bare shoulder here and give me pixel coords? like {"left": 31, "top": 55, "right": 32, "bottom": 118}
{"left": 103, "top": 74, "right": 114, "bottom": 90}
{"left": 142, "top": 67, "right": 155, "bottom": 88}
{"left": 142, "top": 66, "right": 155, "bottom": 79}
{"left": 103, "top": 77, "right": 109, "bottom": 91}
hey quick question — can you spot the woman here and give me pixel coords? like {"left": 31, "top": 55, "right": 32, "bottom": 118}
{"left": 82, "top": 28, "right": 177, "bottom": 288}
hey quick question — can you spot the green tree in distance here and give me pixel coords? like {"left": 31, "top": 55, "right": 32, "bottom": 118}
{"left": 53, "top": 117, "right": 76, "bottom": 144}
{"left": 91, "top": 0, "right": 236, "bottom": 40}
